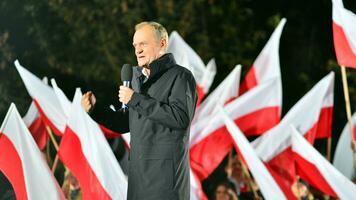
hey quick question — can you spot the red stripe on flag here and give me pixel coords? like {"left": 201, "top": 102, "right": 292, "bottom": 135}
{"left": 58, "top": 128, "right": 111, "bottom": 200}
{"left": 28, "top": 117, "right": 48, "bottom": 150}
{"left": 196, "top": 85, "right": 205, "bottom": 107}
{"left": 99, "top": 125, "right": 121, "bottom": 139}
{"left": 33, "top": 100, "right": 63, "bottom": 136}
{"left": 0, "top": 133, "right": 28, "bottom": 199}
{"left": 333, "top": 22, "right": 356, "bottom": 69}
{"left": 190, "top": 107, "right": 279, "bottom": 180}
{"left": 314, "top": 107, "right": 333, "bottom": 139}
{"left": 294, "top": 153, "right": 337, "bottom": 197}
{"left": 236, "top": 106, "right": 280, "bottom": 136}
{"left": 265, "top": 162, "right": 298, "bottom": 200}
{"left": 239, "top": 66, "right": 258, "bottom": 95}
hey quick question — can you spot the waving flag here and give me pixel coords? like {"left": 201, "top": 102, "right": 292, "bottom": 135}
{"left": 22, "top": 102, "right": 48, "bottom": 150}
{"left": 190, "top": 79, "right": 280, "bottom": 180}
{"left": 192, "top": 64, "right": 241, "bottom": 126}
{"left": 252, "top": 72, "right": 334, "bottom": 199}
{"left": 58, "top": 89, "right": 127, "bottom": 199}
{"left": 168, "top": 31, "right": 217, "bottom": 104}
{"left": 0, "top": 104, "right": 64, "bottom": 200}
{"left": 15, "top": 60, "right": 66, "bottom": 135}
{"left": 291, "top": 126, "right": 356, "bottom": 199}
{"left": 22, "top": 77, "right": 49, "bottom": 150}
{"left": 332, "top": 0, "right": 356, "bottom": 68}
{"left": 220, "top": 108, "right": 286, "bottom": 200}
{"left": 239, "top": 18, "right": 286, "bottom": 103}
{"left": 333, "top": 112, "right": 356, "bottom": 180}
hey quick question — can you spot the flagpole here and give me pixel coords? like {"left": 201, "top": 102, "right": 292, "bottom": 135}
{"left": 238, "top": 157, "right": 260, "bottom": 199}
{"left": 340, "top": 66, "right": 356, "bottom": 173}
{"left": 341, "top": 66, "right": 354, "bottom": 141}
{"left": 326, "top": 137, "right": 332, "bottom": 161}
{"left": 45, "top": 126, "right": 61, "bottom": 172}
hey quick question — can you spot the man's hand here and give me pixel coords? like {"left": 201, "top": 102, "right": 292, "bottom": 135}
{"left": 119, "top": 86, "right": 134, "bottom": 104}
{"left": 81, "top": 91, "right": 96, "bottom": 113}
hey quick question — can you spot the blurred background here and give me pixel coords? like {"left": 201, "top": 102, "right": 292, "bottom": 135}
{"left": 0, "top": 0, "right": 355, "bottom": 199}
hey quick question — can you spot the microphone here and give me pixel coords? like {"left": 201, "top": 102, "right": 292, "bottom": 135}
{"left": 120, "top": 64, "right": 133, "bottom": 112}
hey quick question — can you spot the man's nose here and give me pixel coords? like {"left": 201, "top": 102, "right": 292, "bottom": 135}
{"left": 135, "top": 47, "right": 143, "bottom": 55}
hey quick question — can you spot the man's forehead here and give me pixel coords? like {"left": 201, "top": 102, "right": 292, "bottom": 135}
{"left": 133, "top": 25, "right": 156, "bottom": 41}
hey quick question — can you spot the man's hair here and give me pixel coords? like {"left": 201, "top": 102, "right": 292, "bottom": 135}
{"left": 135, "top": 21, "right": 169, "bottom": 50}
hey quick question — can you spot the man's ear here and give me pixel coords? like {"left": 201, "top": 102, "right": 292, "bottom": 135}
{"left": 160, "top": 39, "right": 167, "bottom": 50}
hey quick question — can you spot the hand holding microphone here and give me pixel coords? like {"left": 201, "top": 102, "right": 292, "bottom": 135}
{"left": 118, "top": 64, "right": 133, "bottom": 112}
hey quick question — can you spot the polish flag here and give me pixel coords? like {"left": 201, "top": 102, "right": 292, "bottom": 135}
{"left": 191, "top": 64, "right": 241, "bottom": 126}
{"left": 239, "top": 18, "right": 286, "bottom": 107}
{"left": 291, "top": 126, "right": 356, "bottom": 199}
{"left": 58, "top": 89, "right": 127, "bottom": 199}
{"left": 333, "top": 112, "right": 356, "bottom": 180}
{"left": 22, "top": 102, "right": 48, "bottom": 150}
{"left": 15, "top": 60, "right": 121, "bottom": 138}
{"left": 190, "top": 168, "right": 208, "bottom": 200}
{"left": 252, "top": 72, "right": 334, "bottom": 199}
{"left": 168, "top": 31, "right": 217, "bottom": 104}
{"left": 15, "top": 60, "right": 67, "bottom": 136}
{"left": 190, "top": 79, "right": 281, "bottom": 180}
{"left": 220, "top": 108, "right": 286, "bottom": 200}
{"left": 332, "top": 0, "right": 356, "bottom": 69}
{"left": 0, "top": 103, "right": 64, "bottom": 200}
{"left": 22, "top": 77, "right": 49, "bottom": 150}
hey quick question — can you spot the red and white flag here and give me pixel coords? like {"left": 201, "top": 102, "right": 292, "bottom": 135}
{"left": 252, "top": 72, "right": 334, "bottom": 199}
{"left": 22, "top": 77, "right": 49, "bottom": 150}
{"left": 0, "top": 103, "right": 64, "bottom": 200}
{"left": 168, "top": 31, "right": 217, "bottom": 104}
{"left": 192, "top": 64, "right": 241, "bottom": 126}
{"left": 58, "top": 89, "right": 127, "bottom": 199}
{"left": 333, "top": 112, "right": 356, "bottom": 180}
{"left": 22, "top": 102, "right": 48, "bottom": 150}
{"left": 15, "top": 60, "right": 121, "bottom": 139}
{"left": 190, "top": 79, "right": 281, "bottom": 180}
{"left": 332, "top": 0, "right": 356, "bottom": 69}
{"left": 220, "top": 108, "right": 286, "bottom": 200}
{"left": 291, "top": 126, "right": 356, "bottom": 199}
{"left": 15, "top": 60, "right": 66, "bottom": 135}
{"left": 239, "top": 18, "right": 286, "bottom": 106}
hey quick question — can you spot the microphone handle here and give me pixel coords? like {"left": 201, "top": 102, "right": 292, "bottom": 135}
{"left": 121, "top": 81, "right": 131, "bottom": 111}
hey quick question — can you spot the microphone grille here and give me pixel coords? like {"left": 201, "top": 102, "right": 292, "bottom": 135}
{"left": 121, "top": 64, "right": 133, "bottom": 82}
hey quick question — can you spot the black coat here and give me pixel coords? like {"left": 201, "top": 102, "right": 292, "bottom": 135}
{"left": 95, "top": 53, "right": 197, "bottom": 200}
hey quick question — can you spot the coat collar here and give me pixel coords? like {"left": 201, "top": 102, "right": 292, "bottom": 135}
{"left": 147, "top": 53, "right": 176, "bottom": 79}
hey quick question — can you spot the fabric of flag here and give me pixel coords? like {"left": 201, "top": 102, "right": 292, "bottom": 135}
{"left": 0, "top": 103, "right": 64, "bottom": 200}
{"left": 190, "top": 79, "right": 281, "bottom": 181}
{"left": 291, "top": 126, "right": 356, "bottom": 199}
{"left": 22, "top": 102, "right": 48, "bottom": 150}
{"left": 220, "top": 108, "right": 286, "bottom": 200}
{"left": 192, "top": 64, "right": 241, "bottom": 127}
{"left": 22, "top": 77, "right": 49, "bottom": 150}
{"left": 333, "top": 112, "right": 356, "bottom": 180}
{"left": 168, "top": 31, "right": 217, "bottom": 105}
{"left": 332, "top": 0, "right": 356, "bottom": 69}
{"left": 15, "top": 60, "right": 66, "bottom": 136}
{"left": 239, "top": 18, "right": 286, "bottom": 105}
{"left": 58, "top": 89, "right": 127, "bottom": 199}
{"left": 252, "top": 72, "right": 334, "bottom": 199}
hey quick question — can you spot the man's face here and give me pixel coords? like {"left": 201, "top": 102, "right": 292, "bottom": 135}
{"left": 133, "top": 25, "right": 165, "bottom": 67}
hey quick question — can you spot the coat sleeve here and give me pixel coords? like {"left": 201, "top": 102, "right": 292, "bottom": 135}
{"left": 91, "top": 101, "right": 130, "bottom": 134}
{"left": 127, "top": 71, "right": 197, "bottom": 130}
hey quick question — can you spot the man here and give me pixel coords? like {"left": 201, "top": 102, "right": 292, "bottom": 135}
{"left": 82, "top": 21, "right": 197, "bottom": 200}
